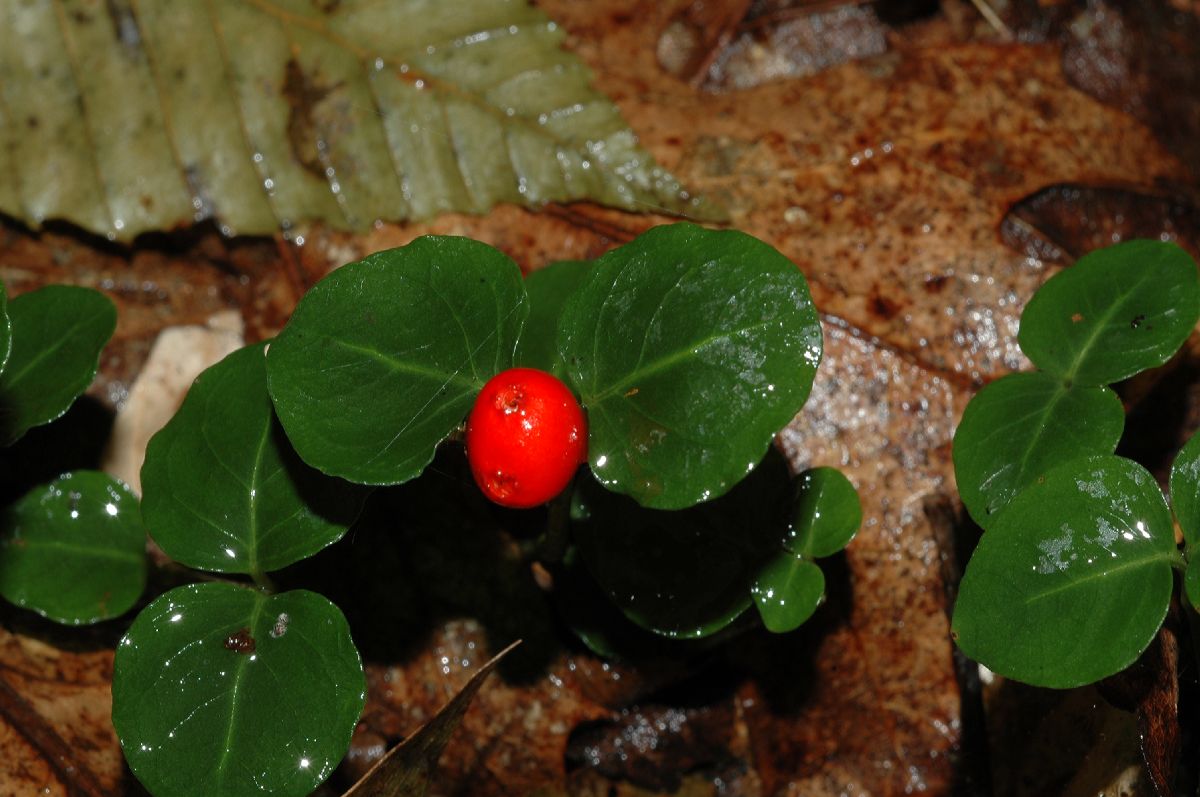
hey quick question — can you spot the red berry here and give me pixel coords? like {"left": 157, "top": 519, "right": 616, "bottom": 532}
{"left": 465, "top": 368, "right": 588, "bottom": 508}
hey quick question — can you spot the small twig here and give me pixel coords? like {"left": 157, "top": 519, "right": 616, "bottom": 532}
{"left": 967, "top": 0, "right": 1015, "bottom": 40}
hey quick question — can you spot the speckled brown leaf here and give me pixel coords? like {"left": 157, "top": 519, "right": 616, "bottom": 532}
{"left": 0, "top": 0, "right": 703, "bottom": 241}
{"left": 0, "top": 619, "right": 131, "bottom": 796}
{"left": 343, "top": 642, "right": 516, "bottom": 797}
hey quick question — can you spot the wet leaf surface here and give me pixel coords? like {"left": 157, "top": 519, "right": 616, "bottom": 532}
{"left": 0, "top": 1, "right": 703, "bottom": 240}
{"left": 0, "top": 471, "right": 144, "bottom": 625}
{"left": 514, "top": 259, "right": 590, "bottom": 379}
{"left": 573, "top": 447, "right": 794, "bottom": 637}
{"left": 1171, "top": 427, "right": 1200, "bottom": 548}
{"left": 1018, "top": 240, "right": 1200, "bottom": 386}
{"left": 0, "top": 286, "right": 116, "bottom": 445}
{"left": 954, "top": 371, "right": 1125, "bottom": 528}
{"left": 751, "top": 552, "right": 824, "bottom": 634}
{"left": 953, "top": 455, "right": 1176, "bottom": 688}
{"left": 267, "top": 236, "right": 526, "bottom": 485}
{"left": 0, "top": 283, "right": 10, "bottom": 377}
{"left": 112, "top": 583, "right": 365, "bottom": 797}
{"left": 788, "top": 466, "right": 861, "bottom": 558}
{"left": 142, "top": 341, "right": 368, "bottom": 574}
{"left": 559, "top": 223, "right": 822, "bottom": 509}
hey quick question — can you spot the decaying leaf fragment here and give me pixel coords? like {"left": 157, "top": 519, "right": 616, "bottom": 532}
{"left": 341, "top": 641, "right": 517, "bottom": 797}
{"left": 0, "top": 0, "right": 706, "bottom": 241}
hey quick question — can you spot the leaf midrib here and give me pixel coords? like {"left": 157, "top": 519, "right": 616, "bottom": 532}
{"left": 587, "top": 317, "right": 783, "bottom": 404}
{"left": 985, "top": 380, "right": 1073, "bottom": 509}
{"left": 0, "top": 302, "right": 108, "bottom": 391}
{"left": 245, "top": 418, "right": 273, "bottom": 577}
{"left": 7, "top": 537, "right": 142, "bottom": 564}
{"left": 1023, "top": 549, "right": 1174, "bottom": 606}
{"left": 1061, "top": 274, "right": 1151, "bottom": 382}
{"left": 326, "top": 337, "right": 482, "bottom": 391}
{"left": 214, "top": 593, "right": 267, "bottom": 787}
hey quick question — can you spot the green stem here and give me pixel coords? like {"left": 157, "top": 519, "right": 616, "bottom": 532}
{"left": 1171, "top": 546, "right": 1188, "bottom": 572}
{"left": 250, "top": 569, "right": 277, "bottom": 594}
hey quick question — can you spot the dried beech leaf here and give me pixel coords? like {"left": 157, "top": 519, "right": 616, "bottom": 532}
{"left": 0, "top": 1, "right": 708, "bottom": 240}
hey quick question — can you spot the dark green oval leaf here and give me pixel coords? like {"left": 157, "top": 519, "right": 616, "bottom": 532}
{"left": 553, "top": 545, "right": 707, "bottom": 661}
{"left": 514, "top": 260, "right": 590, "bottom": 379}
{"left": 0, "top": 286, "right": 116, "bottom": 445}
{"left": 573, "top": 448, "right": 793, "bottom": 638}
{"left": 1019, "top": 240, "right": 1200, "bottom": 386}
{"left": 267, "top": 237, "right": 527, "bottom": 485}
{"left": 1186, "top": 556, "right": 1200, "bottom": 612}
{"left": 0, "top": 471, "right": 144, "bottom": 624}
{"left": 954, "top": 372, "right": 1125, "bottom": 528}
{"left": 790, "top": 466, "right": 861, "bottom": 557}
{"left": 952, "top": 455, "right": 1175, "bottom": 688}
{"left": 113, "top": 583, "right": 365, "bottom": 797}
{"left": 752, "top": 553, "right": 824, "bottom": 633}
{"left": 559, "top": 223, "right": 822, "bottom": 509}
{"left": 1170, "top": 427, "right": 1200, "bottom": 547}
{"left": 143, "top": 343, "right": 369, "bottom": 575}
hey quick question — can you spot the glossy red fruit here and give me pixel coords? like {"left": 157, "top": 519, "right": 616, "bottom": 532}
{"left": 465, "top": 367, "right": 588, "bottom": 508}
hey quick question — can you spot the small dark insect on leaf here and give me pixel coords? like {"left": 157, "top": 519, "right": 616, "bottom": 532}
{"left": 224, "top": 627, "right": 256, "bottom": 654}
{"left": 1131, "top": 313, "right": 1146, "bottom": 328}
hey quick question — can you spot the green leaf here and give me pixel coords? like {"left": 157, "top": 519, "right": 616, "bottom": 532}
{"left": 0, "top": 2, "right": 711, "bottom": 240}
{"left": 1019, "top": 240, "right": 1200, "bottom": 386}
{"left": 573, "top": 447, "right": 794, "bottom": 638}
{"left": 952, "top": 455, "right": 1176, "bottom": 688}
{"left": 553, "top": 545, "right": 708, "bottom": 660}
{"left": 0, "top": 286, "right": 116, "bottom": 445}
{"left": 0, "top": 471, "right": 144, "bottom": 625}
{"left": 953, "top": 372, "right": 1125, "bottom": 528}
{"left": 341, "top": 641, "right": 515, "bottom": 797}
{"left": 790, "top": 466, "right": 861, "bottom": 557}
{"left": 1170, "top": 427, "right": 1200, "bottom": 547}
{"left": 559, "top": 223, "right": 822, "bottom": 509}
{"left": 267, "top": 236, "right": 527, "bottom": 485}
{"left": 142, "top": 343, "right": 369, "bottom": 575}
{"left": 113, "top": 583, "right": 365, "bottom": 797}
{"left": 1186, "top": 555, "right": 1200, "bottom": 612}
{"left": 752, "top": 553, "right": 824, "bottom": 634}
{"left": 514, "top": 260, "right": 590, "bottom": 379}
{"left": 0, "top": 282, "right": 11, "bottom": 377}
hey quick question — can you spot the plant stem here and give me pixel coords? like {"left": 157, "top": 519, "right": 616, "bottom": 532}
{"left": 539, "top": 488, "right": 573, "bottom": 565}
{"left": 251, "top": 569, "right": 277, "bottom": 594}
{"left": 1172, "top": 546, "right": 1188, "bottom": 572}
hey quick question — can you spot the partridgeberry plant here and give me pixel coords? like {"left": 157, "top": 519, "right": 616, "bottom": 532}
{"left": 952, "top": 239, "right": 1200, "bottom": 688}
{"left": 0, "top": 222, "right": 861, "bottom": 797}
